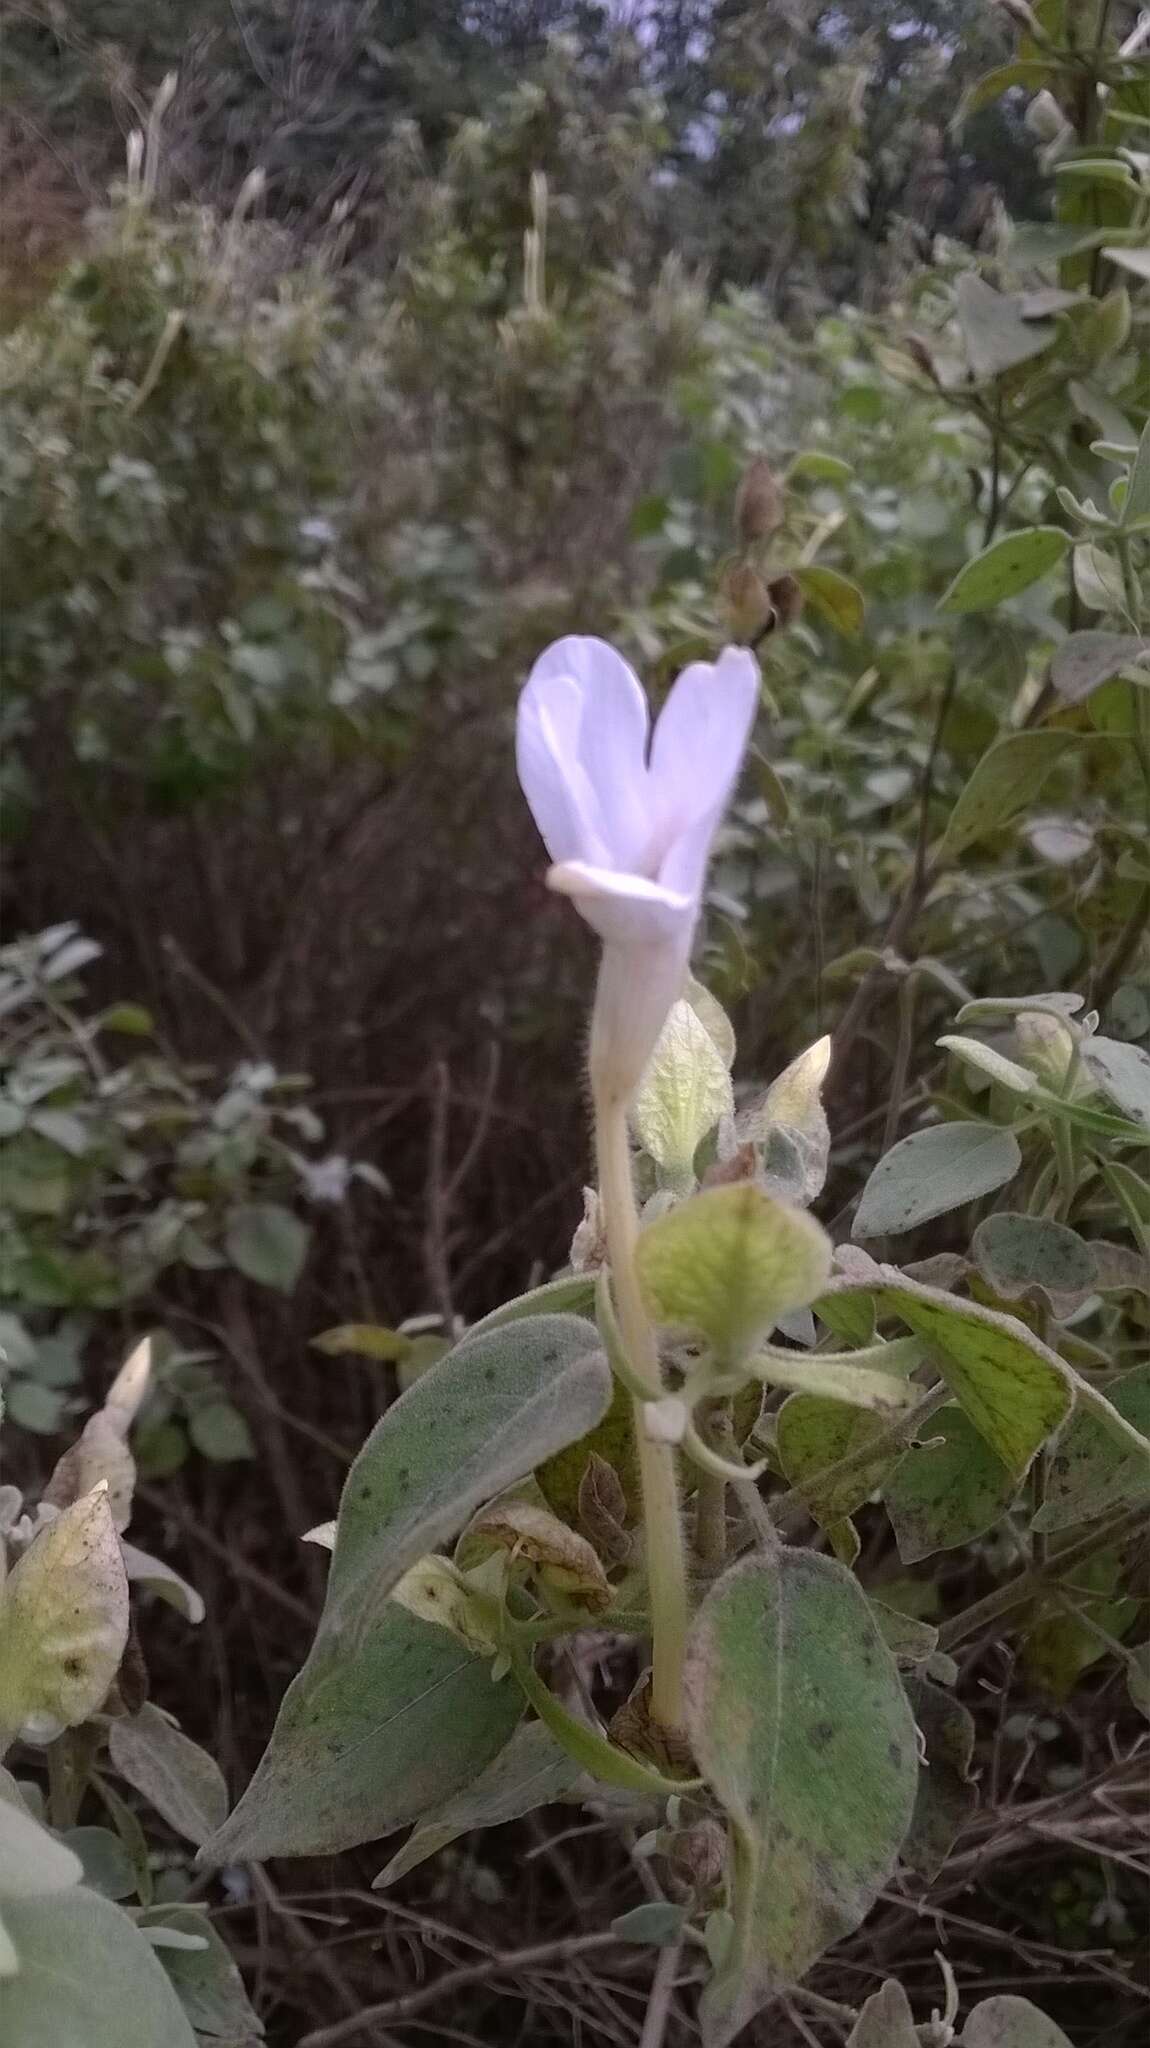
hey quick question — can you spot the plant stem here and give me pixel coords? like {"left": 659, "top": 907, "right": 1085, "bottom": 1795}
{"left": 693, "top": 1401, "right": 729, "bottom": 1571}
{"left": 46, "top": 1731, "right": 87, "bottom": 1831}
{"left": 937, "top": 1502, "right": 1146, "bottom": 1652}
{"left": 593, "top": 1086, "right": 689, "bottom": 1732}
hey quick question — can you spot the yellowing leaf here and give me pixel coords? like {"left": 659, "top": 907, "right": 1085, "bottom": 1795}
{"left": 633, "top": 1000, "right": 734, "bottom": 1190}
{"left": 466, "top": 1499, "right": 612, "bottom": 1612}
{"left": 794, "top": 564, "right": 865, "bottom": 636}
{"left": 636, "top": 1184, "right": 832, "bottom": 1366}
{"left": 390, "top": 1555, "right": 500, "bottom": 1655}
{"left": 0, "top": 1487, "right": 129, "bottom": 1747}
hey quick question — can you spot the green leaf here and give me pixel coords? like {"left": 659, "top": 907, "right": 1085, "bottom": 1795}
{"left": 119, "top": 1542, "right": 204, "bottom": 1625}
{"left": 373, "top": 1721, "right": 580, "bottom": 1887}
{"left": 794, "top": 564, "right": 865, "bottom": 636}
{"left": 1082, "top": 1035, "right": 1150, "bottom": 1129}
{"left": 632, "top": 999, "right": 734, "bottom": 1189}
{"left": 1024, "top": 1548, "right": 1136, "bottom": 1699}
{"left": 310, "top": 1324, "right": 414, "bottom": 1362}
{"left": 937, "top": 732, "right": 1079, "bottom": 858}
{"left": 885, "top": 1406, "right": 1016, "bottom": 1562}
{"left": 938, "top": 1035, "right": 1037, "bottom": 1095}
{"left": 0, "top": 1314, "right": 36, "bottom": 1375}
{"left": 852, "top": 1123, "right": 1021, "bottom": 1238}
{"left": 0, "top": 1799, "right": 82, "bottom": 1899}
{"left": 188, "top": 1401, "right": 254, "bottom": 1462}
{"left": 508, "top": 1644, "right": 700, "bottom": 1797}
{"left": 971, "top": 1213, "right": 1096, "bottom": 1302}
{"left": 61, "top": 1826, "right": 136, "bottom": 1901}
{"left": 322, "top": 1315, "right": 611, "bottom": 1639}
{"left": 1033, "top": 1365, "right": 1150, "bottom": 1532}
{"left": 635, "top": 1184, "right": 832, "bottom": 1365}
{"left": 822, "top": 1275, "right": 1072, "bottom": 1480}
{"left": 200, "top": 1318, "right": 609, "bottom": 1861}
{"left": 685, "top": 1553, "right": 917, "bottom": 2046}
{"left": 787, "top": 450, "right": 853, "bottom": 484}
{"left": 738, "top": 1034, "right": 832, "bottom": 1205}
{"left": 902, "top": 1676, "right": 976, "bottom": 1879}
{"left": 753, "top": 1348, "right": 920, "bottom": 1414}
{"left": 463, "top": 1274, "right": 596, "bottom": 1342}
{"left": 957, "top": 59, "right": 1052, "bottom": 121}
{"left": 1051, "top": 631, "right": 1149, "bottom": 702}
{"left": 869, "top": 1602, "right": 939, "bottom": 1669}
{"left": 954, "top": 275, "right": 1056, "bottom": 380}
{"left": 847, "top": 1979, "right": 918, "bottom": 2047}
{"left": 938, "top": 527, "right": 1067, "bottom": 614}
{"left": 200, "top": 1606, "right": 524, "bottom": 1862}
{"left": 963, "top": 1995, "right": 1074, "bottom": 2046}
{"left": 109, "top": 1704, "right": 229, "bottom": 1848}
{"left": 4, "top": 1381, "right": 68, "bottom": 1434}
{"left": 610, "top": 1903, "right": 688, "bottom": 1946}
{"left": 224, "top": 1202, "right": 310, "bottom": 1293}
{"left": 1073, "top": 541, "right": 1125, "bottom": 611}
{"left": 0, "top": 1886, "right": 198, "bottom": 2046}
{"left": 776, "top": 1395, "right": 899, "bottom": 1526}
{"left": 28, "top": 1110, "right": 88, "bottom": 1157}
{"left": 956, "top": 992, "right": 1084, "bottom": 1027}
{"left": 137, "top": 1904, "right": 264, "bottom": 2041}
{"left": 1104, "top": 245, "right": 1150, "bottom": 282}
{"left": 96, "top": 1004, "right": 155, "bottom": 1038}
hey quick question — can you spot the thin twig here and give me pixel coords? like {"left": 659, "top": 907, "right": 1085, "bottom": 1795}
{"left": 297, "top": 1931, "right": 626, "bottom": 2048}
{"left": 638, "top": 1932, "right": 686, "bottom": 2048}
{"left": 937, "top": 1502, "right": 1147, "bottom": 1651}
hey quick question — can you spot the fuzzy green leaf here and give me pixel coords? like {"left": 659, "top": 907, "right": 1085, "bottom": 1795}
{"left": 685, "top": 1553, "right": 917, "bottom": 2046}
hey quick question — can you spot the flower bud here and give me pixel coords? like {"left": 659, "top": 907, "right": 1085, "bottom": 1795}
{"left": 722, "top": 562, "right": 774, "bottom": 644}
{"left": 664, "top": 1816, "right": 727, "bottom": 1893}
{"left": 1026, "top": 90, "right": 1067, "bottom": 142}
{"left": 764, "top": 572, "right": 805, "bottom": 633}
{"left": 735, "top": 456, "right": 783, "bottom": 546}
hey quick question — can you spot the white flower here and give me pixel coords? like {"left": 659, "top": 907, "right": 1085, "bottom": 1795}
{"left": 517, "top": 636, "right": 759, "bottom": 1096}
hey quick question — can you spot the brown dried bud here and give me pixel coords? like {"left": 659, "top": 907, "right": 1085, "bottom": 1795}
{"left": 702, "top": 1140, "right": 757, "bottom": 1189}
{"left": 569, "top": 1185, "right": 608, "bottom": 1273}
{"left": 608, "top": 1670, "right": 697, "bottom": 1777}
{"left": 735, "top": 455, "right": 784, "bottom": 545}
{"left": 722, "top": 561, "right": 774, "bottom": 645}
{"left": 763, "top": 572, "right": 804, "bottom": 634}
{"left": 577, "top": 1452, "right": 632, "bottom": 1566}
{"left": 468, "top": 1498, "right": 613, "bottom": 1613}
{"left": 664, "top": 1816, "right": 727, "bottom": 1893}
{"left": 905, "top": 335, "right": 938, "bottom": 385}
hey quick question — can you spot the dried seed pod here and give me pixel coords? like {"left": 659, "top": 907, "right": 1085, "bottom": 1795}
{"left": 722, "top": 561, "right": 774, "bottom": 645}
{"left": 734, "top": 455, "right": 783, "bottom": 545}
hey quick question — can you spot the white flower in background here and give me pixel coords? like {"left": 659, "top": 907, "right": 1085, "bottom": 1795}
{"left": 516, "top": 636, "right": 759, "bottom": 1098}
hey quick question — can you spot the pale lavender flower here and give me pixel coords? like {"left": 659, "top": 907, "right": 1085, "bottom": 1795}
{"left": 517, "top": 636, "right": 758, "bottom": 1096}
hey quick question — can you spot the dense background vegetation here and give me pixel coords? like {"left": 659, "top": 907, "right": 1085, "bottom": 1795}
{"left": 1, "top": 3, "right": 1147, "bottom": 2044}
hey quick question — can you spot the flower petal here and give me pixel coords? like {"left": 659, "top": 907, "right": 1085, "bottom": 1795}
{"left": 517, "top": 668, "right": 608, "bottom": 866}
{"left": 529, "top": 637, "right": 651, "bottom": 868}
{"left": 547, "top": 861, "right": 694, "bottom": 947}
{"left": 648, "top": 646, "right": 759, "bottom": 854}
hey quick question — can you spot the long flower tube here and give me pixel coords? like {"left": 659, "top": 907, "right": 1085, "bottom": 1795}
{"left": 517, "top": 635, "right": 759, "bottom": 1728}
